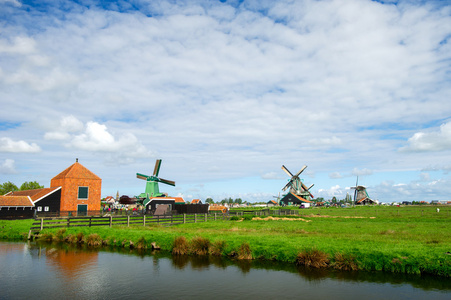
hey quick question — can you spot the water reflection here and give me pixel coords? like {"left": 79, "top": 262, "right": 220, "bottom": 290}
{"left": 0, "top": 241, "right": 449, "bottom": 300}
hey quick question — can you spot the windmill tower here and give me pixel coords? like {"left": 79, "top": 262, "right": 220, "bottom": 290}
{"left": 350, "top": 176, "right": 372, "bottom": 205}
{"left": 136, "top": 159, "right": 175, "bottom": 199}
{"left": 281, "top": 165, "right": 314, "bottom": 200}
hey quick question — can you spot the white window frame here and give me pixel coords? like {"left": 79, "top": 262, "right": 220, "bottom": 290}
{"left": 37, "top": 206, "right": 42, "bottom": 211}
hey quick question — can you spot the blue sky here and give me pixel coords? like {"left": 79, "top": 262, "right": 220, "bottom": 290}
{"left": 1, "top": 0, "right": 451, "bottom": 203}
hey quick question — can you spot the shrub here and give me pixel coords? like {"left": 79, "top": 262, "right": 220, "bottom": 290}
{"left": 332, "top": 252, "right": 359, "bottom": 271}
{"left": 55, "top": 228, "right": 67, "bottom": 242}
{"left": 86, "top": 234, "right": 102, "bottom": 247}
{"left": 230, "top": 216, "right": 240, "bottom": 221}
{"left": 190, "top": 236, "right": 210, "bottom": 255}
{"left": 136, "top": 236, "right": 147, "bottom": 249}
{"left": 76, "top": 232, "right": 85, "bottom": 244}
{"left": 242, "top": 215, "right": 254, "bottom": 221}
{"left": 237, "top": 242, "right": 253, "bottom": 260}
{"left": 210, "top": 240, "right": 227, "bottom": 256}
{"left": 172, "top": 236, "right": 189, "bottom": 255}
{"left": 296, "top": 249, "right": 329, "bottom": 268}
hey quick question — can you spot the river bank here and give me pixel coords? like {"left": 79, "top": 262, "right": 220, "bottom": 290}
{"left": 1, "top": 206, "right": 450, "bottom": 277}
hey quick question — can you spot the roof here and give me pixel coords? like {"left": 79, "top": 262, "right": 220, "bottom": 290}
{"left": 268, "top": 200, "right": 277, "bottom": 204}
{"left": 191, "top": 199, "right": 200, "bottom": 204}
{"left": 6, "top": 187, "right": 61, "bottom": 203}
{"left": 143, "top": 197, "right": 176, "bottom": 206}
{"left": 283, "top": 193, "right": 312, "bottom": 203}
{"left": 173, "top": 197, "right": 185, "bottom": 204}
{"left": 52, "top": 162, "right": 101, "bottom": 181}
{"left": 0, "top": 195, "right": 33, "bottom": 207}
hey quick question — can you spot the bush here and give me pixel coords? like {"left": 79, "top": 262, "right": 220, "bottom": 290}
{"left": 172, "top": 236, "right": 189, "bottom": 255}
{"left": 210, "top": 240, "right": 227, "bottom": 256}
{"left": 86, "top": 234, "right": 102, "bottom": 247}
{"left": 332, "top": 252, "right": 359, "bottom": 271}
{"left": 237, "top": 242, "right": 253, "bottom": 260}
{"left": 296, "top": 249, "right": 329, "bottom": 268}
{"left": 190, "top": 236, "right": 210, "bottom": 255}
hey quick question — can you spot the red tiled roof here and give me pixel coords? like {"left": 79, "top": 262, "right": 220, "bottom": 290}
{"left": 7, "top": 187, "right": 61, "bottom": 202}
{"left": 292, "top": 193, "right": 312, "bottom": 203}
{"left": 52, "top": 162, "right": 101, "bottom": 180}
{"left": 0, "top": 195, "right": 33, "bottom": 207}
{"left": 191, "top": 199, "right": 200, "bottom": 204}
{"left": 173, "top": 197, "right": 185, "bottom": 203}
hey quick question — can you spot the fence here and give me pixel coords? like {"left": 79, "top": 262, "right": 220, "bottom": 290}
{"left": 28, "top": 212, "right": 229, "bottom": 239}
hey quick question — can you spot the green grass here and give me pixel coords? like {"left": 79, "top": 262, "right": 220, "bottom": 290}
{"left": 1, "top": 206, "right": 450, "bottom": 277}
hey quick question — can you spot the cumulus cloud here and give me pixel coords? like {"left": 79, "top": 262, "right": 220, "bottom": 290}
{"left": 0, "top": 159, "right": 16, "bottom": 174}
{"left": 0, "top": 137, "right": 40, "bottom": 153}
{"left": 44, "top": 116, "right": 154, "bottom": 161}
{"left": 400, "top": 121, "right": 451, "bottom": 152}
{"left": 317, "top": 185, "right": 345, "bottom": 198}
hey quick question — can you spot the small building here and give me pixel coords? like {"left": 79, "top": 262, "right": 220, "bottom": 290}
{"left": 143, "top": 197, "right": 176, "bottom": 214}
{"left": 0, "top": 159, "right": 101, "bottom": 218}
{"left": 279, "top": 193, "right": 313, "bottom": 208}
{"left": 267, "top": 200, "right": 278, "bottom": 207}
{"left": 191, "top": 199, "right": 202, "bottom": 204}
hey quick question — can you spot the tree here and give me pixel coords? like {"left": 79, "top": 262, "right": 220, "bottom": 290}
{"left": 205, "top": 198, "right": 214, "bottom": 204}
{"left": 0, "top": 181, "right": 19, "bottom": 195}
{"left": 20, "top": 181, "right": 44, "bottom": 191}
{"left": 234, "top": 198, "right": 242, "bottom": 204}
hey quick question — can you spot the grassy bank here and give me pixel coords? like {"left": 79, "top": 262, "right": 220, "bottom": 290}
{"left": 1, "top": 206, "right": 450, "bottom": 277}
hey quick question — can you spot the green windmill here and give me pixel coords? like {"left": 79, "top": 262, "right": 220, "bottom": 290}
{"left": 136, "top": 159, "right": 175, "bottom": 199}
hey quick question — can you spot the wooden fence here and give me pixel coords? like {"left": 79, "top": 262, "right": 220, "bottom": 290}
{"left": 28, "top": 213, "right": 229, "bottom": 239}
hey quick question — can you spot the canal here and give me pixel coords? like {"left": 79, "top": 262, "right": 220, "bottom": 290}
{"left": 0, "top": 241, "right": 449, "bottom": 299}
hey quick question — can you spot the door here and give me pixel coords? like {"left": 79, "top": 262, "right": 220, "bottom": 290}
{"left": 77, "top": 204, "right": 88, "bottom": 216}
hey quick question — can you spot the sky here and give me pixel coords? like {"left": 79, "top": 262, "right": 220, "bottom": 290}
{"left": 1, "top": 0, "right": 451, "bottom": 203}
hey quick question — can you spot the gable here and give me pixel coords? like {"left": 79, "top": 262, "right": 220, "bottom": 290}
{"left": 52, "top": 162, "right": 101, "bottom": 181}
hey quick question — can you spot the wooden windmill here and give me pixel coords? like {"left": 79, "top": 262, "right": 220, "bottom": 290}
{"left": 281, "top": 165, "right": 314, "bottom": 200}
{"left": 350, "top": 176, "right": 373, "bottom": 205}
{"left": 136, "top": 159, "right": 175, "bottom": 199}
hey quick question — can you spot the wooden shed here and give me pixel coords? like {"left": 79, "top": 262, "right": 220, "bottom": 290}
{"left": 279, "top": 192, "right": 313, "bottom": 208}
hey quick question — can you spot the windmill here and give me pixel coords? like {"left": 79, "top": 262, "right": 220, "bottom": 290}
{"left": 350, "top": 176, "right": 372, "bottom": 205}
{"left": 281, "top": 165, "right": 314, "bottom": 200}
{"left": 136, "top": 159, "right": 175, "bottom": 199}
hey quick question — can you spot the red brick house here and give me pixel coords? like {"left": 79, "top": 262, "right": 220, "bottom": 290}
{"left": 0, "top": 159, "right": 101, "bottom": 218}
{"left": 50, "top": 160, "right": 101, "bottom": 215}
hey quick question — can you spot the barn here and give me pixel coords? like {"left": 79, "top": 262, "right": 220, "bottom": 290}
{"left": 279, "top": 192, "right": 313, "bottom": 208}
{"left": 0, "top": 159, "right": 101, "bottom": 218}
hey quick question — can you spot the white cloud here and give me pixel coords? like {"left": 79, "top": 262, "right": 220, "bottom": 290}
{"left": 351, "top": 168, "right": 373, "bottom": 176}
{"left": 329, "top": 172, "right": 343, "bottom": 179}
{"left": 1, "top": 0, "right": 451, "bottom": 200}
{"left": 401, "top": 121, "right": 451, "bottom": 152}
{"left": 0, "top": 159, "right": 16, "bottom": 174}
{"left": 0, "top": 137, "right": 41, "bottom": 153}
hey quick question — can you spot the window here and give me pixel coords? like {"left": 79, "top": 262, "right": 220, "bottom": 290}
{"left": 78, "top": 187, "right": 89, "bottom": 199}
{"left": 37, "top": 206, "right": 42, "bottom": 211}
{"left": 44, "top": 206, "right": 49, "bottom": 212}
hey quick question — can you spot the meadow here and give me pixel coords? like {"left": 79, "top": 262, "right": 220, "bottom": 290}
{"left": 0, "top": 205, "right": 450, "bottom": 277}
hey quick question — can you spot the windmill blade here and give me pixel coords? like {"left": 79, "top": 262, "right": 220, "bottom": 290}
{"left": 281, "top": 165, "right": 294, "bottom": 178}
{"left": 136, "top": 173, "right": 149, "bottom": 181}
{"left": 306, "top": 183, "right": 314, "bottom": 190}
{"left": 153, "top": 159, "right": 162, "bottom": 176}
{"left": 294, "top": 165, "right": 307, "bottom": 177}
{"left": 159, "top": 178, "right": 175, "bottom": 186}
{"left": 300, "top": 181, "right": 314, "bottom": 198}
{"left": 282, "top": 180, "right": 292, "bottom": 191}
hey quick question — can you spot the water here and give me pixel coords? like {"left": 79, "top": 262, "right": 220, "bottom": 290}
{"left": 0, "top": 241, "right": 449, "bottom": 300}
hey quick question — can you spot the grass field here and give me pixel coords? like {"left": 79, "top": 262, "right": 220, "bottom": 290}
{"left": 0, "top": 205, "right": 450, "bottom": 277}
